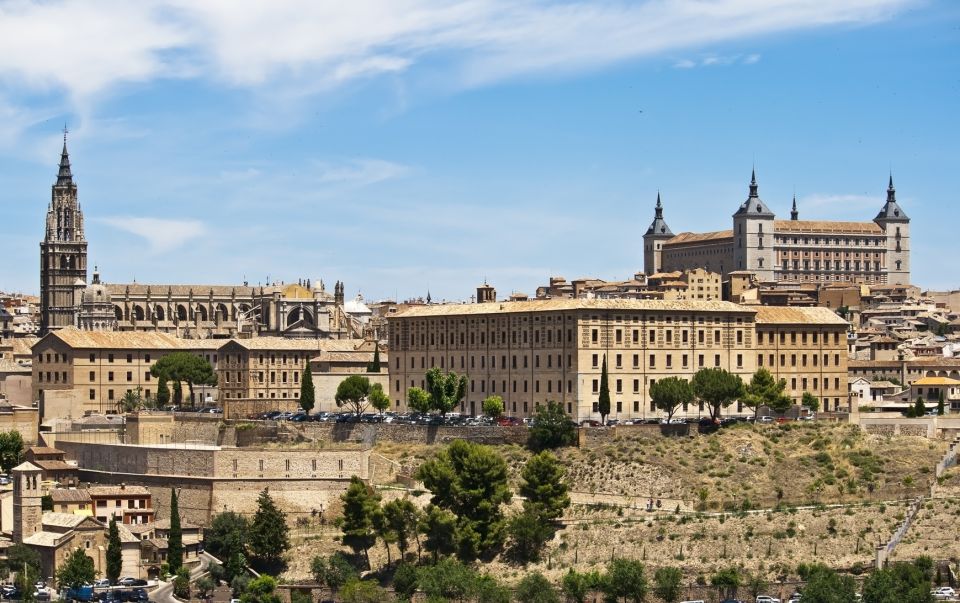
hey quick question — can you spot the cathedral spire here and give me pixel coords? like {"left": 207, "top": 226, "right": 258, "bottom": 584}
{"left": 748, "top": 167, "right": 758, "bottom": 198}
{"left": 887, "top": 172, "right": 896, "bottom": 203}
{"left": 876, "top": 172, "right": 908, "bottom": 222}
{"left": 645, "top": 191, "right": 673, "bottom": 237}
{"left": 56, "top": 127, "right": 74, "bottom": 187}
{"left": 791, "top": 195, "right": 798, "bottom": 221}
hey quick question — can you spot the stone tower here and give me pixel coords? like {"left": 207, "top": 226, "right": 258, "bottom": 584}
{"left": 875, "top": 174, "right": 910, "bottom": 285}
{"left": 12, "top": 461, "right": 43, "bottom": 543}
{"left": 40, "top": 133, "right": 88, "bottom": 334}
{"left": 732, "top": 169, "right": 775, "bottom": 282}
{"left": 643, "top": 192, "right": 674, "bottom": 275}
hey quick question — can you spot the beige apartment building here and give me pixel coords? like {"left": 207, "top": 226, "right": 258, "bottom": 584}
{"left": 31, "top": 328, "right": 214, "bottom": 419}
{"left": 387, "top": 299, "right": 848, "bottom": 421}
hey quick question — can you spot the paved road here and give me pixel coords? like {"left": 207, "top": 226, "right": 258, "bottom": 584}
{"left": 150, "top": 553, "right": 214, "bottom": 603}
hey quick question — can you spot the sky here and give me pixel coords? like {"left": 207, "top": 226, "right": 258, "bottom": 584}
{"left": 0, "top": 0, "right": 958, "bottom": 302}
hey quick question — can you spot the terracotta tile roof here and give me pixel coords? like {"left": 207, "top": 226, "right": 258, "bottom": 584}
{"left": 0, "top": 359, "right": 30, "bottom": 373}
{"left": 88, "top": 485, "right": 151, "bottom": 497}
{"left": 664, "top": 230, "right": 734, "bottom": 245}
{"left": 152, "top": 518, "right": 201, "bottom": 531}
{"left": 50, "top": 489, "right": 92, "bottom": 504}
{"left": 224, "top": 338, "right": 371, "bottom": 351}
{"left": 773, "top": 220, "right": 883, "bottom": 234}
{"left": 40, "top": 328, "right": 186, "bottom": 350}
{"left": 912, "top": 376, "right": 960, "bottom": 386}
{"left": 314, "top": 351, "right": 388, "bottom": 363}
{"left": 27, "top": 446, "right": 64, "bottom": 456}
{"left": 754, "top": 306, "right": 849, "bottom": 326}
{"left": 393, "top": 298, "right": 755, "bottom": 318}
{"left": 42, "top": 512, "right": 89, "bottom": 529}
{"left": 22, "top": 531, "right": 69, "bottom": 548}
{"left": 116, "top": 522, "right": 139, "bottom": 544}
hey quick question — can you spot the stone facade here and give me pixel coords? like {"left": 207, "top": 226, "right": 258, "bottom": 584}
{"left": 387, "top": 298, "right": 848, "bottom": 421}
{"left": 649, "top": 171, "right": 911, "bottom": 286}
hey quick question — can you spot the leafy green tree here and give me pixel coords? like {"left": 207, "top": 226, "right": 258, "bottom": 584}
{"left": 173, "top": 567, "right": 191, "bottom": 600}
{"left": 937, "top": 390, "right": 945, "bottom": 416}
{"left": 415, "top": 440, "right": 512, "bottom": 560}
{"left": 299, "top": 365, "right": 315, "bottom": 413}
{"left": 744, "top": 571, "right": 768, "bottom": 600}
{"left": 601, "top": 558, "right": 648, "bottom": 603}
{"left": 369, "top": 382, "right": 390, "bottom": 415}
{"left": 801, "top": 564, "right": 858, "bottom": 603}
{"left": 710, "top": 567, "right": 742, "bottom": 600}
{"left": 416, "top": 558, "right": 476, "bottom": 602}
{"left": 653, "top": 567, "right": 684, "bottom": 603}
{"left": 562, "top": 569, "right": 601, "bottom": 603}
{"left": 528, "top": 401, "right": 576, "bottom": 451}
{"left": 168, "top": 489, "right": 184, "bottom": 573}
{"left": 382, "top": 498, "right": 421, "bottom": 561}
{"left": 516, "top": 572, "right": 560, "bottom": 603}
{"left": 367, "top": 346, "right": 381, "bottom": 373}
{"left": 157, "top": 377, "right": 170, "bottom": 407}
{"left": 505, "top": 510, "right": 553, "bottom": 563}
{"left": 692, "top": 368, "right": 745, "bottom": 421}
{"left": 474, "top": 574, "right": 511, "bottom": 603}
{"left": 406, "top": 387, "right": 431, "bottom": 414}
{"left": 150, "top": 351, "right": 217, "bottom": 407}
{"left": 392, "top": 562, "right": 418, "bottom": 601}
{"left": 425, "top": 367, "right": 467, "bottom": 416}
{"left": 914, "top": 396, "right": 927, "bottom": 418}
{"left": 195, "top": 577, "right": 215, "bottom": 599}
{"left": 248, "top": 488, "right": 290, "bottom": 567}
{"left": 205, "top": 511, "right": 250, "bottom": 561}
{"left": 106, "top": 518, "right": 122, "bottom": 584}
{"left": 862, "top": 560, "right": 934, "bottom": 603}
{"left": 650, "top": 377, "right": 695, "bottom": 422}
{"left": 802, "top": 391, "right": 820, "bottom": 413}
{"left": 598, "top": 355, "right": 611, "bottom": 424}
{"left": 172, "top": 380, "right": 183, "bottom": 405}
{"left": 56, "top": 548, "right": 95, "bottom": 589}
{"left": 41, "top": 495, "right": 53, "bottom": 511}
{"left": 482, "top": 395, "right": 504, "bottom": 419}
{"left": 339, "top": 476, "right": 381, "bottom": 568}
{"left": 340, "top": 578, "right": 388, "bottom": 603}
{"left": 419, "top": 504, "right": 457, "bottom": 562}
{"left": 240, "top": 575, "right": 281, "bottom": 603}
{"left": 335, "top": 375, "right": 371, "bottom": 415}
{"left": 520, "top": 451, "right": 570, "bottom": 522}
{"left": 0, "top": 431, "right": 24, "bottom": 474}
{"left": 311, "top": 552, "right": 356, "bottom": 595}
{"left": 743, "top": 368, "right": 792, "bottom": 419}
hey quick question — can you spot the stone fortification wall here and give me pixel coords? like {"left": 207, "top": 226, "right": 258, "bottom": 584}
{"left": 578, "top": 423, "right": 692, "bottom": 447}
{"left": 284, "top": 422, "right": 529, "bottom": 446}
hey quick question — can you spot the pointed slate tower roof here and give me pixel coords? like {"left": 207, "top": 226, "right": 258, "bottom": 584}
{"left": 56, "top": 130, "right": 74, "bottom": 187}
{"left": 875, "top": 173, "right": 909, "bottom": 222}
{"left": 733, "top": 168, "right": 775, "bottom": 218}
{"left": 790, "top": 195, "right": 799, "bottom": 220}
{"left": 644, "top": 192, "right": 674, "bottom": 237}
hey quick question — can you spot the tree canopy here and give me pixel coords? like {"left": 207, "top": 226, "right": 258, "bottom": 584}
{"left": 415, "top": 440, "right": 512, "bottom": 559}
{"left": 802, "top": 391, "right": 820, "bottom": 413}
{"left": 335, "top": 375, "right": 372, "bottom": 415}
{"left": 743, "top": 368, "right": 792, "bottom": 419}
{"left": 248, "top": 488, "right": 289, "bottom": 568}
{"left": 653, "top": 567, "right": 683, "bottom": 603}
{"left": 482, "top": 395, "right": 504, "bottom": 419}
{"left": 150, "top": 351, "right": 217, "bottom": 406}
{"left": 56, "top": 548, "right": 95, "bottom": 590}
{"left": 515, "top": 572, "right": 559, "bottom": 603}
{"left": 692, "top": 368, "right": 745, "bottom": 420}
{"left": 650, "top": 377, "right": 695, "bottom": 422}
{"left": 862, "top": 560, "right": 934, "bottom": 603}
{"left": 368, "top": 382, "right": 390, "bottom": 414}
{"left": 601, "top": 558, "right": 648, "bottom": 603}
{"left": 0, "top": 431, "right": 24, "bottom": 474}
{"left": 299, "top": 365, "right": 315, "bottom": 413}
{"left": 167, "top": 489, "right": 184, "bottom": 573}
{"left": 801, "top": 564, "right": 858, "bottom": 603}
{"left": 106, "top": 518, "right": 122, "bottom": 584}
{"left": 598, "top": 355, "right": 611, "bottom": 423}
{"left": 519, "top": 451, "right": 570, "bottom": 522}
{"left": 527, "top": 401, "right": 576, "bottom": 451}
{"left": 425, "top": 368, "right": 467, "bottom": 416}
{"left": 406, "top": 387, "right": 431, "bottom": 414}
{"left": 339, "top": 476, "right": 381, "bottom": 568}
{"left": 311, "top": 552, "right": 356, "bottom": 595}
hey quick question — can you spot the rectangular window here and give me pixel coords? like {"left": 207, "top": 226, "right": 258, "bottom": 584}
{"left": 616, "top": 379, "right": 622, "bottom": 393}
{"left": 649, "top": 354, "right": 656, "bottom": 368}
{"left": 89, "top": 371, "right": 95, "bottom": 381}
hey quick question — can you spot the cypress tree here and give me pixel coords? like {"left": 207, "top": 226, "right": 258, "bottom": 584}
{"left": 914, "top": 396, "right": 927, "bottom": 418}
{"left": 157, "top": 377, "right": 170, "bottom": 407}
{"left": 367, "top": 346, "right": 381, "bottom": 373}
{"left": 299, "top": 365, "right": 315, "bottom": 413}
{"left": 106, "top": 518, "right": 122, "bottom": 584}
{"left": 938, "top": 391, "right": 945, "bottom": 416}
{"left": 168, "top": 489, "right": 184, "bottom": 573}
{"left": 249, "top": 488, "right": 290, "bottom": 566}
{"left": 598, "top": 354, "right": 611, "bottom": 424}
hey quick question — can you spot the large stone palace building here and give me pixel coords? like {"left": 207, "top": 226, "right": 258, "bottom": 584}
{"left": 39, "top": 138, "right": 368, "bottom": 339}
{"left": 643, "top": 171, "right": 910, "bottom": 286}
{"left": 387, "top": 298, "right": 849, "bottom": 422}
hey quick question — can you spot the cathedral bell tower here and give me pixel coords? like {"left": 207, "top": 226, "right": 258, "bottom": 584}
{"left": 40, "top": 131, "right": 88, "bottom": 334}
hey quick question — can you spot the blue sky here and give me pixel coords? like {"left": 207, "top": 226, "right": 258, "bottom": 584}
{"left": 1, "top": 0, "right": 958, "bottom": 301}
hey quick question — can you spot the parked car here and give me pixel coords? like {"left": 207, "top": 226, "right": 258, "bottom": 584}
{"left": 579, "top": 419, "right": 601, "bottom": 427}
{"left": 758, "top": 416, "right": 775, "bottom": 423}
{"left": 117, "top": 578, "right": 146, "bottom": 587}
{"left": 787, "top": 596, "right": 801, "bottom": 603}
{"left": 93, "top": 579, "right": 110, "bottom": 589}
{"left": 756, "top": 596, "right": 781, "bottom": 603}
{"left": 64, "top": 586, "right": 94, "bottom": 602}
{"left": 932, "top": 587, "right": 957, "bottom": 600}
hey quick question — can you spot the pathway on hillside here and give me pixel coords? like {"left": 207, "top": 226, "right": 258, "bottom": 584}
{"left": 150, "top": 553, "right": 213, "bottom": 603}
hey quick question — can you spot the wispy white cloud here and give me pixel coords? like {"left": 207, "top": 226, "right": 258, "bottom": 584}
{"left": 0, "top": 0, "right": 914, "bottom": 119}
{"left": 98, "top": 216, "right": 207, "bottom": 253}
{"left": 312, "top": 158, "right": 411, "bottom": 187}
{"left": 674, "top": 53, "right": 762, "bottom": 69}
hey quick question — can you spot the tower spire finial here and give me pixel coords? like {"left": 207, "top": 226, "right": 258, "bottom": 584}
{"left": 791, "top": 193, "right": 798, "bottom": 220}
{"left": 56, "top": 126, "right": 74, "bottom": 187}
{"left": 748, "top": 167, "right": 758, "bottom": 198}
